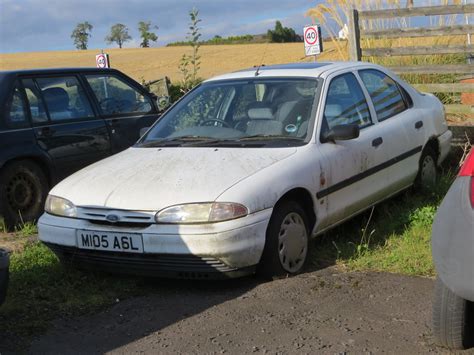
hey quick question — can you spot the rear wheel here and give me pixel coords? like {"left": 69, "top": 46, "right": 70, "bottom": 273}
{"left": 416, "top": 146, "right": 438, "bottom": 192}
{"left": 0, "top": 160, "right": 48, "bottom": 230}
{"left": 433, "top": 277, "right": 474, "bottom": 349}
{"left": 258, "top": 200, "right": 309, "bottom": 279}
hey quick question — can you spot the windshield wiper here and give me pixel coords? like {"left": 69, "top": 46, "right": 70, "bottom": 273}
{"left": 236, "top": 135, "right": 304, "bottom": 141}
{"left": 139, "top": 136, "right": 222, "bottom": 147}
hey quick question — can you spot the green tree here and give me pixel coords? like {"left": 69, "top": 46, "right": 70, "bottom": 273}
{"left": 138, "top": 21, "right": 158, "bottom": 48}
{"left": 71, "top": 22, "right": 93, "bottom": 50}
{"left": 267, "top": 21, "right": 300, "bottom": 43}
{"left": 105, "top": 23, "right": 132, "bottom": 49}
{"left": 179, "top": 8, "right": 202, "bottom": 90}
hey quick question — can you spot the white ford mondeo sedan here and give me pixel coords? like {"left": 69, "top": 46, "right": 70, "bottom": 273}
{"left": 38, "top": 62, "right": 452, "bottom": 279}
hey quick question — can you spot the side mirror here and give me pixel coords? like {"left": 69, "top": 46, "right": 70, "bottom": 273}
{"left": 156, "top": 96, "right": 171, "bottom": 111}
{"left": 322, "top": 124, "right": 360, "bottom": 143}
{"left": 140, "top": 126, "right": 150, "bottom": 137}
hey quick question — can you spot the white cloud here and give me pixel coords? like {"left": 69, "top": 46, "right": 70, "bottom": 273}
{"left": 0, "top": 0, "right": 320, "bottom": 52}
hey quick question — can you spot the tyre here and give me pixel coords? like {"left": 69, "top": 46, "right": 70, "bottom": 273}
{"left": 0, "top": 160, "right": 48, "bottom": 230}
{"left": 0, "top": 249, "right": 9, "bottom": 306}
{"left": 415, "top": 146, "right": 438, "bottom": 192}
{"left": 258, "top": 200, "right": 309, "bottom": 279}
{"left": 432, "top": 276, "right": 474, "bottom": 349}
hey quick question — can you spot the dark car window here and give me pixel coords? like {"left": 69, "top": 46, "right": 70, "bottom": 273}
{"left": 5, "top": 81, "right": 29, "bottom": 128}
{"left": 359, "top": 69, "right": 407, "bottom": 121}
{"left": 35, "top": 76, "right": 94, "bottom": 122}
{"left": 85, "top": 74, "right": 153, "bottom": 116}
{"left": 322, "top": 72, "right": 372, "bottom": 135}
{"left": 21, "top": 79, "right": 49, "bottom": 123}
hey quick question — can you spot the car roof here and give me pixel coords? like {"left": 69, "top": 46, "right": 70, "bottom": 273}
{"left": 0, "top": 67, "right": 119, "bottom": 76}
{"left": 204, "top": 61, "right": 371, "bottom": 82}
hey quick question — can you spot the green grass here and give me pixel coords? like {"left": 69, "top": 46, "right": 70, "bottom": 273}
{"left": 309, "top": 170, "right": 456, "bottom": 276}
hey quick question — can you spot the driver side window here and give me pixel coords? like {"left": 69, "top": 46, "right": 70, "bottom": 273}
{"left": 322, "top": 73, "right": 372, "bottom": 136}
{"left": 85, "top": 74, "right": 152, "bottom": 116}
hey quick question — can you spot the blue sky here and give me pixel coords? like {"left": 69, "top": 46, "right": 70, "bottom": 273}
{"left": 0, "top": 0, "right": 322, "bottom": 53}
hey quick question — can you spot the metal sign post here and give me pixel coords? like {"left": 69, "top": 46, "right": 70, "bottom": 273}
{"left": 303, "top": 25, "right": 323, "bottom": 61}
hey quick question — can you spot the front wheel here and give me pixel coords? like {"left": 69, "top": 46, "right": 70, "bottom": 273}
{"left": 258, "top": 201, "right": 309, "bottom": 279}
{"left": 432, "top": 277, "right": 474, "bottom": 349}
{"left": 0, "top": 160, "right": 48, "bottom": 230}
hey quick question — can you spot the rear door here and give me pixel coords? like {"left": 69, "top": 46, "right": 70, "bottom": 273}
{"left": 21, "top": 75, "right": 112, "bottom": 181}
{"left": 358, "top": 69, "right": 422, "bottom": 190}
{"left": 83, "top": 72, "right": 159, "bottom": 152}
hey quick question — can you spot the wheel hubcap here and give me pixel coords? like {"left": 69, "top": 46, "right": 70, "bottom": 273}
{"left": 6, "top": 173, "right": 36, "bottom": 213}
{"left": 278, "top": 212, "right": 308, "bottom": 273}
{"left": 421, "top": 155, "right": 436, "bottom": 188}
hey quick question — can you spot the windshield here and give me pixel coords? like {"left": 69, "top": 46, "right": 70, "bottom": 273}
{"left": 139, "top": 78, "right": 319, "bottom": 147}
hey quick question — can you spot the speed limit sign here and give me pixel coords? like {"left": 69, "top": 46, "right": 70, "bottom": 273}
{"left": 303, "top": 25, "right": 323, "bottom": 56}
{"left": 96, "top": 53, "right": 110, "bottom": 68}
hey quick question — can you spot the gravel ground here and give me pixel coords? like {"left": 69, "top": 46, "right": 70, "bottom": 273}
{"left": 25, "top": 267, "right": 457, "bottom": 354}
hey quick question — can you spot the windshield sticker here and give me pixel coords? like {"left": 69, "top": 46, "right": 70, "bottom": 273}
{"left": 285, "top": 124, "right": 297, "bottom": 133}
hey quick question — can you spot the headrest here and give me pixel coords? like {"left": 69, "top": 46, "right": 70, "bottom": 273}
{"left": 42, "top": 87, "right": 69, "bottom": 111}
{"left": 324, "top": 104, "right": 342, "bottom": 118}
{"left": 248, "top": 107, "right": 274, "bottom": 120}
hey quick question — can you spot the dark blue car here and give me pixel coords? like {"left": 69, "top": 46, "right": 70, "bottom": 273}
{"left": 0, "top": 68, "right": 161, "bottom": 229}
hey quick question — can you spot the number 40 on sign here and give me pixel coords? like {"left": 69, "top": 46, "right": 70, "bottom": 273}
{"left": 303, "top": 25, "right": 323, "bottom": 57}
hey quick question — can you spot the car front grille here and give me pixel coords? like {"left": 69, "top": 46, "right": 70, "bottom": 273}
{"left": 76, "top": 207, "right": 156, "bottom": 227}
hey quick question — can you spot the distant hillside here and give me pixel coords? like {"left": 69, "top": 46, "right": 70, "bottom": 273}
{"left": 167, "top": 34, "right": 270, "bottom": 46}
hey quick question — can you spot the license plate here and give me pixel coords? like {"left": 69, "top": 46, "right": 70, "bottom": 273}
{"left": 76, "top": 230, "right": 144, "bottom": 253}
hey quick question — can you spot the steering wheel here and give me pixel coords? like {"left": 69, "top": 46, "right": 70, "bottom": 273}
{"left": 200, "top": 118, "right": 231, "bottom": 128}
{"left": 99, "top": 98, "right": 118, "bottom": 113}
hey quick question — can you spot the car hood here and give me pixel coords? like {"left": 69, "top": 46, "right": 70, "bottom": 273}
{"left": 51, "top": 147, "right": 297, "bottom": 211}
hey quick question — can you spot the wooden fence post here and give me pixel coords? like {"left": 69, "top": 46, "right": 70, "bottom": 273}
{"left": 348, "top": 9, "right": 362, "bottom": 61}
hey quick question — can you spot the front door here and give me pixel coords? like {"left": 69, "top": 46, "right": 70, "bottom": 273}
{"left": 316, "top": 72, "right": 391, "bottom": 230}
{"left": 84, "top": 73, "right": 159, "bottom": 153}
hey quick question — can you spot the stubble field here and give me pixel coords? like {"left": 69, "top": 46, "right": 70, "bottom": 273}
{"left": 0, "top": 42, "right": 340, "bottom": 83}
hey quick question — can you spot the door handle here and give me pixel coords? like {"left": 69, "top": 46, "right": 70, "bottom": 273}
{"left": 38, "top": 127, "right": 53, "bottom": 137}
{"left": 415, "top": 121, "right": 423, "bottom": 129}
{"left": 372, "top": 137, "right": 383, "bottom": 147}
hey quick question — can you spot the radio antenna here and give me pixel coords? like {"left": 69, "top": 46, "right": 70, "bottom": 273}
{"left": 255, "top": 42, "right": 269, "bottom": 77}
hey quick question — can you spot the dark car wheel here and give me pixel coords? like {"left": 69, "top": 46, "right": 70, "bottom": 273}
{"left": 433, "top": 277, "right": 474, "bottom": 349}
{"left": 0, "top": 160, "right": 48, "bottom": 230}
{"left": 258, "top": 200, "right": 309, "bottom": 279}
{"left": 416, "top": 146, "right": 438, "bottom": 192}
{"left": 0, "top": 249, "right": 10, "bottom": 306}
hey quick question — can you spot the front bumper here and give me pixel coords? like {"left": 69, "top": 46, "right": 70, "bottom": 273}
{"left": 38, "top": 209, "right": 272, "bottom": 279}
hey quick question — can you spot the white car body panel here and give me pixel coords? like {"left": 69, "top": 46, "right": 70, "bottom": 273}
{"left": 39, "top": 61, "right": 452, "bottom": 277}
{"left": 432, "top": 176, "right": 474, "bottom": 301}
{"left": 50, "top": 146, "right": 296, "bottom": 212}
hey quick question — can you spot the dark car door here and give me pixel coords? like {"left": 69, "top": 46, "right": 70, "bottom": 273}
{"left": 83, "top": 72, "right": 159, "bottom": 152}
{"left": 21, "top": 75, "right": 112, "bottom": 181}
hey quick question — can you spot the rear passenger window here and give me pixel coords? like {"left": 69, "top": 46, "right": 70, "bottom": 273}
{"left": 35, "top": 77, "right": 94, "bottom": 121}
{"left": 5, "top": 81, "right": 29, "bottom": 128}
{"left": 85, "top": 75, "right": 153, "bottom": 116}
{"left": 322, "top": 73, "right": 372, "bottom": 134}
{"left": 359, "top": 69, "right": 407, "bottom": 121}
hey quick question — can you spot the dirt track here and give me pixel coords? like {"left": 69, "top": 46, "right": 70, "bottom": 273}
{"left": 25, "top": 267, "right": 453, "bottom": 354}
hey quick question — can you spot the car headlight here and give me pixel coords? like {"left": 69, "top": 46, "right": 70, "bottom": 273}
{"left": 45, "top": 195, "right": 77, "bottom": 218}
{"left": 155, "top": 202, "right": 248, "bottom": 224}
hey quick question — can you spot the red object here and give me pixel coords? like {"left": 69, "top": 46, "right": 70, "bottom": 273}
{"left": 460, "top": 78, "right": 474, "bottom": 105}
{"left": 459, "top": 149, "right": 474, "bottom": 208}
{"left": 459, "top": 149, "right": 474, "bottom": 177}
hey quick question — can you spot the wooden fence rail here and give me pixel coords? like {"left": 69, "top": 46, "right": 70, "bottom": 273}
{"left": 348, "top": 4, "right": 474, "bottom": 116}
